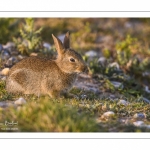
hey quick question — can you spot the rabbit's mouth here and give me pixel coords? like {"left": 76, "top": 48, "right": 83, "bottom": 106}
{"left": 76, "top": 66, "right": 89, "bottom": 74}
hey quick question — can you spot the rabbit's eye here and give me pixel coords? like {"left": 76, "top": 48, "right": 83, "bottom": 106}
{"left": 70, "top": 58, "right": 75, "bottom": 62}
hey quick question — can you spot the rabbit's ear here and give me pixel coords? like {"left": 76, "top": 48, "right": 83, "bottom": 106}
{"left": 52, "top": 34, "right": 65, "bottom": 55}
{"left": 63, "top": 31, "right": 70, "bottom": 49}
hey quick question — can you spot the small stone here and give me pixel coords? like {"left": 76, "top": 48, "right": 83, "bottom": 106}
{"left": 5, "top": 57, "right": 18, "bottom": 67}
{"left": 5, "top": 59, "right": 13, "bottom": 67}
{"left": 0, "top": 44, "right": 3, "bottom": 52}
{"left": 108, "top": 62, "right": 120, "bottom": 70}
{"left": 98, "top": 57, "right": 107, "bottom": 67}
{"left": 133, "top": 113, "right": 146, "bottom": 119}
{"left": 14, "top": 97, "right": 26, "bottom": 105}
{"left": 125, "top": 22, "right": 133, "bottom": 28}
{"left": 145, "top": 125, "right": 150, "bottom": 129}
{"left": 117, "top": 99, "right": 129, "bottom": 106}
{"left": 102, "top": 111, "right": 115, "bottom": 118}
{"left": 145, "top": 86, "right": 150, "bottom": 93}
{"left": 142, "top": 72, "right": 150, "bottom": 77}
{"left": 30, "top": 53, "right": 38, "bottom": 56}
{"left": 80, "top": 94, "right": 87, "bottom": 99}
{"left": 0, "top": 102, "right": 8, "bottom": 108}
{"left": 0, "top": 68, "right": 10, "bottom": 76}
{"left": 142, "top": 97, "right": 150, "bottom": 104}
{"left": 1, "top": 50, "right": 10, "bottom": 60}
{"left": 1, "top": 76, "right": 6, "bottom": 81}
{"left": 110, "top": 81, "right": 123, "bottom": 88}
{"left": 85, "top": 50, "right": 97, "bottom": 57}
{"left": 0, "top": 101, "right": 16, "bottom": 108}
{"left": 133, "top": 121, "right": 144, "bottom": 127}
{"left": 43, "top": 42, "right": 51, "bottom": 50}
{"left": 17, "top": 55, "right": 25, "bottom": 60}
{"left": 3, "top": 42, "right": 15, "bottom": 49}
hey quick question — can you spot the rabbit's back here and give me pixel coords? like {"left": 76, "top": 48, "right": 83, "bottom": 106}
{"left": 9, "top": 56, "right": 50, "bottom": 73}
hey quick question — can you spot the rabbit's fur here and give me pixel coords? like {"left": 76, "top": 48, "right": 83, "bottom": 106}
{"left": 6, "top": 32, "right": 88, "bottom": 98}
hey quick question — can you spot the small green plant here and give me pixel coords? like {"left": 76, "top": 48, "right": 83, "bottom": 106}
{"left": 0, "top": 80, "right": 12, "bottom": 101}
{"left": 115, "top": 35, "right": 150, "bottom": 83}
{"left": 13, "top": 18, "right": 43, "bottom": 55}
{"left": 71, "top": 22, "right": 96, "bottom": 50}
{"left": 0, "top": 18, "right": 19, "bottom": 44}
{"left": 0, "top": 98, "right": 99, "bottom": 132}
{"left": 102, "top": 49, "right": 111, "bottom": 59}
{"left": 116, "top": 34, "right": 137, "bottom": 66}
{"left": 88, "top": 57, "right": 122, "bottom": 76}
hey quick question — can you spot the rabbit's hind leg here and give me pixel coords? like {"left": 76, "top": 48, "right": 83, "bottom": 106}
{"left": 6, "top": 69, "right": 27, "bottom": 94}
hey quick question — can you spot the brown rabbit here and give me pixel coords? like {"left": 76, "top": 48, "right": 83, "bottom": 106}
{"left": 6, "top": 32, "right": 88, "bottom": 98}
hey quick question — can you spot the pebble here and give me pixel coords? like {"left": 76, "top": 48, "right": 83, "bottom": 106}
{"left": 0, "top": 44, "right": 3, "bottom": 52}
{"left": 133, "top": 121, "right": 144, "bottom": 127}
{"left": 102, "top": 111, "right": 115, "bottom": 118}
{"left": 30, "top": 53, "right": 38, "bottom": 56}
{"left": 43, "top": 42, "right": 51, "bottom": 50}
{"left": 142, "top": 71, "right": 150, "bottom": 77}
{"left": 14, "top": 97, "right": 27, "bottom": 105}
{"left": 145, "top": 86, "right": 150, "bottom": 93}
{"left": 142, "top": 97, "right": 150, "bottom": 104}
{"left": 125, "top": 22, "right": 133, "bottom": 28}
{"left": 80, "top": 94, "right": 87, "bottom": 99}
{"left": 5, "top": 57, "right": 18, "bottom": 67}
{"left": 1, "top": 76, "right": 6, "bottom": 81}
{"left": 0, "top": 68, "right": 10, "bottom": 76}
{"left": 3, "top": 42, "right": 15, "bottom": 49}
{"left": 0, "top": 102, "right": 8, "bottom": 108}
{"left": 110, "top": 81, "right": 123, "bottom": 88}
{"left": 17, "top": 55, "right": 25, "bottom": 60}
{"left": 85, "top": 50, "right": 97, "bottom": 57}
{"left": 117, "top": 99, "right": 129, "bottom": 106}
{"left": 1, "top": 50, "right": 10, "bottom": 60}
{"left": 133, "top": 113, "right": 146, "bottom": 119}
{"left": 108, "top": 62, "right": 120, "bottom": 70}
{"left": 98, "top": 57, "right": 107, "bottom": 67}
{"left": 0, "top": 101, "right": 16, "bottom": 108}
{"left": 145, "top": 125, "right": 150, "bottom": 129}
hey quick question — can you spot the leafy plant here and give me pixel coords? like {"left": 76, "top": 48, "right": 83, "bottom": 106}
{"left": 0, "top": 98, "right": 99, "bottom": 132}
{"left": 0, "top": 80, "right": 12, "bottom": 101}
{"left": 116, "top": 35, "right": 137, "bottom": 66}
{"left": 13, "top": 18, "right": 43, "bottom": 55}
{"left": 71, "top": 22, "right": 96, "bottom": 50}
{"left": 0, "top": 18, "right": 19, "bottom": 44}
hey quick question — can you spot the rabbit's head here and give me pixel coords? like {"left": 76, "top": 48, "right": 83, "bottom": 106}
{"left": 52, "top": 32, "right": 88, "bottom": 74}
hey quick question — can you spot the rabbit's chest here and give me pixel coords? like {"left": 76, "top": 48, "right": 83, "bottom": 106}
{"left": 43, "top": 72, "right": 77, "bottom": 91}
{"left": 56, "top": 73, "right": 77, "bottom": 89}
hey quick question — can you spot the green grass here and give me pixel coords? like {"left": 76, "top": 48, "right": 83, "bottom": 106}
{"left": 0, "top": 80, "right": 150, "bottom": 132}
{"left": 0, "top": 97, "right": 100, "bottom": 132}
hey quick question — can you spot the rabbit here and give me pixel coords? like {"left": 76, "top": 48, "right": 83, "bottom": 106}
{"left": 6, "top": 32, "right": 88, "bottom": 98}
